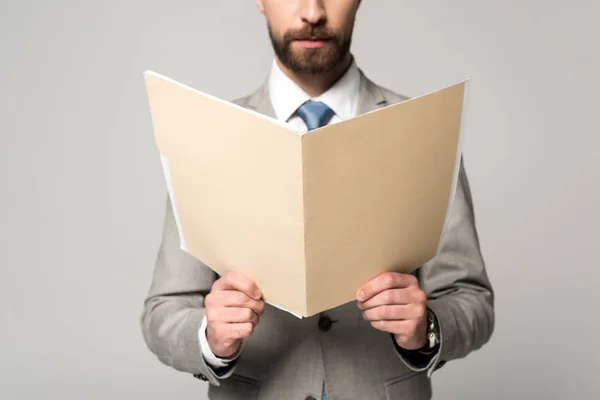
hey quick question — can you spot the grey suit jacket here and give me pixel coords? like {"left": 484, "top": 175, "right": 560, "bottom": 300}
{"left": 140, "top": 69, "right": 495, "bottom": 400}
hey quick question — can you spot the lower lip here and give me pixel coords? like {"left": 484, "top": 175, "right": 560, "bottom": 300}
{"left": 294, "top": 40, "right": 329, "bottom": 49}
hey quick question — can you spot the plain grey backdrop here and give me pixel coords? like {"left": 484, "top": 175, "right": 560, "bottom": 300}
{"left": 1, "top": 0, "right": 598, "bottom": 399}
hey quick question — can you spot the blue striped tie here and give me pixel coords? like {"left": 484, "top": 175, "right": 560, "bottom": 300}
{"left": 297, "top": 101, "right": 333, "bottom": 400}
{"left": 296, "top": 100, "right": 334, "bottom": 131}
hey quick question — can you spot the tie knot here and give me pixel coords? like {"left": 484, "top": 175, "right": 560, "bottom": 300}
{"left": 296, "top": 100, "right": 334, "bottom": 131}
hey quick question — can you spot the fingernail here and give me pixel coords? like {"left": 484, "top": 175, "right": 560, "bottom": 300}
{"left": 254, "top": 290, "right": 262, "bottom": 299}
{"left": 356, "top": 290, "right": 365, "bottom": 301}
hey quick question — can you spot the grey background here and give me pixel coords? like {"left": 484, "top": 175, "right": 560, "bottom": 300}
{"left": 1, "top": 0, "right": 598, "bottom": 399}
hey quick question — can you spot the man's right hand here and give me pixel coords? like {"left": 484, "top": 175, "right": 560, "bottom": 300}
{"left": 204, "top": 271, "right": 265, "bottom": 358}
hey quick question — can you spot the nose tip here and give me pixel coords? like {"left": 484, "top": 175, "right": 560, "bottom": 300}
{"left": 301, "top": 0, "right": 326, "bottom": 25}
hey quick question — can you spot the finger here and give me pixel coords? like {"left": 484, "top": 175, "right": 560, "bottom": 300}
{"left": 362, "top": 304, "right": 426, "bottom": 321}
{"left": 228, "top": 322, "right": 254, "bottom": 340}
{"left": 213, "top": 271, "right": 262, "bottom": 300}
{"left": 357, "top": 287, "right": 423, "bottom": 310}
{"left": 356, "top": 272, "right": 416, "bottom": 302}
{"left": 369, "top": 319, "right": 413, "bottom": 335}
{"left": 206, "top": 290, "right": 265, "bottom": 316}
{"left": 207, "top": 306, "right": 260, "bottom": 326}
{"left": 362, "top": 304, "right": 413, "bottom": 321}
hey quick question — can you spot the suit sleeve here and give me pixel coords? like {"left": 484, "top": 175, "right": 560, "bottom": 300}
{"left": 396, "top": 158, "right": 495, "bottom": 375}
{"left": 140, "top": 196, "right": 229, "bottom": 386}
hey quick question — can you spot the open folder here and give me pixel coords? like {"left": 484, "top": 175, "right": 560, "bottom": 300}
{"left": 144, "top": 70, "right": 468, "bottom": 318}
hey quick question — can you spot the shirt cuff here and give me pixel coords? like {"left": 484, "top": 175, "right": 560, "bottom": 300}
{"left": 198, "top": 316, "right": 242, "bottom": 373}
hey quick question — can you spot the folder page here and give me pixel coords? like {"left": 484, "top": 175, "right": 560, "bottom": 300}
{"left": 301, "top": 82, "right": 466, "bottom": 315}
{"left": 145, "top": 71, "right": 309, "bottom": 316}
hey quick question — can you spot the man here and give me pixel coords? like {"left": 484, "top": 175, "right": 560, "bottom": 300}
{"left": 140, "top": 1, "right": 495, "bottom": 399}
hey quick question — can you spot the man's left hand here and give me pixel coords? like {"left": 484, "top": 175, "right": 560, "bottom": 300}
{"left": 356, "top": 272, "right": 428, "bottom": 350}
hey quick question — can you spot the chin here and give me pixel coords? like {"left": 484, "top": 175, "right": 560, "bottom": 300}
{"left": 279, "top": 45, "right": 344, "bottom": 75}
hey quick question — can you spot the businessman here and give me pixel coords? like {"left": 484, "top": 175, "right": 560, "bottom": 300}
{"left": 141, "top": 1, "right": 495, "bottom": 399}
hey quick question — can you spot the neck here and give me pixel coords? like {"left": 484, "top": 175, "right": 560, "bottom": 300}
{"left": 275, "top": 54, "right": 353, "bottom": 97}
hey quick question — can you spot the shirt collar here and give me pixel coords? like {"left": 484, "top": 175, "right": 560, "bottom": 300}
{"left": 268, "top": 58, "right": 361, "bottom": 123}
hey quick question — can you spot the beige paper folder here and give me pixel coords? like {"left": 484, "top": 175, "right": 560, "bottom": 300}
{"left": 144, "top": 70, "right": 468, "bottom": 318}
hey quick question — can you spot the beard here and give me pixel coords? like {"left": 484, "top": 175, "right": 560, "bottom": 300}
{"left": 268, "top": 23, "right": 352, "bottom": 75}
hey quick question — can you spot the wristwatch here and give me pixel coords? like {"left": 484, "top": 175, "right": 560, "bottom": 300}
{"left": 420, "top": 308, "right": 440, "bottom": 354}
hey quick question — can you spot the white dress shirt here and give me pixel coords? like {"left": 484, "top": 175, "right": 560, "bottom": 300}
{"left": 198, "top": 58, "right": 362, "bottom": 376}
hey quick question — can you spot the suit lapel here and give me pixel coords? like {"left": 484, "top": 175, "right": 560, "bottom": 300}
{"left": 242, "top": 81, "right": 277, "bottom": 119}
{"left": 245, "top": 67, "right": 388, "bottom": 119}
{"left": 355, "top": 69, "right": 388, "bottom": 115}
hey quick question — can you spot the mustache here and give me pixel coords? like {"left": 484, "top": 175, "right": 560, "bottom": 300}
{"left": 283, "top": 25, "right": 339, "bottom": 42}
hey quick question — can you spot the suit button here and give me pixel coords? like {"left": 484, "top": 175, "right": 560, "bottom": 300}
{"left": 318, "top": 315, "right": 333, "bottom": 332}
